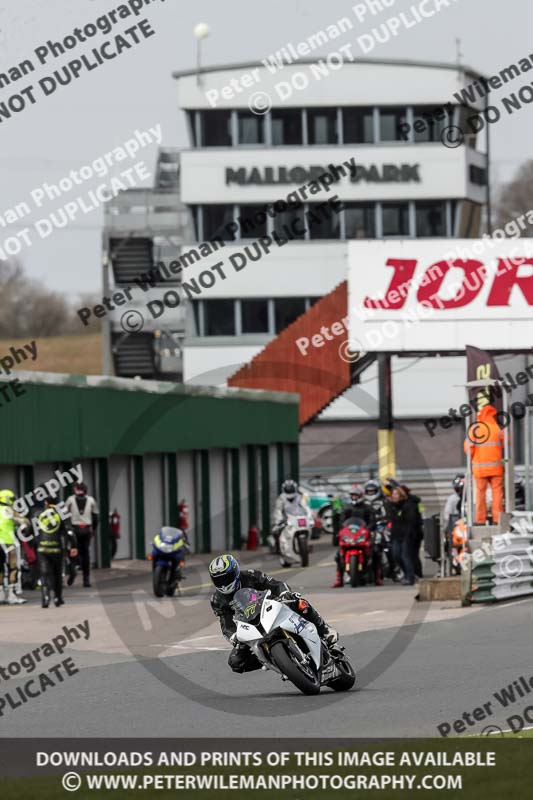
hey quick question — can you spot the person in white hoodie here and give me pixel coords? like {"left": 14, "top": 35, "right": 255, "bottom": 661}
{"left": 64, "top": 482, "right": 99, "bottom": 588}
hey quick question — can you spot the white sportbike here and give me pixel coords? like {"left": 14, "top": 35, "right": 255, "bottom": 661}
{"left": 230, "top": 588, "right": 356, "bottom": 695}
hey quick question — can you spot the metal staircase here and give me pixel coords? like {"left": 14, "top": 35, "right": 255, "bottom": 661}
{"left": 109, "top": 237, "right": 154, "bottom": 285}
{"left": 111, "top": 332, "right": 155, "bottom": 378}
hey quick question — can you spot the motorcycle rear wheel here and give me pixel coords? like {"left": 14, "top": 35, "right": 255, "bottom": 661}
{"left": 270, "top": 641, "right": 320, "bottom": 695}
{"left": 328, "top": 651, "right": 356, "bottom": 692}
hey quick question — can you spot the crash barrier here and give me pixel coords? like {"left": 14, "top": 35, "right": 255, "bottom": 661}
{"left": 462, "top": 512, "right": 533, "bottom": 604}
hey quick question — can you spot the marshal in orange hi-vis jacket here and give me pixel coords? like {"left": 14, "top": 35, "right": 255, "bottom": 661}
{"left": 464, "top": 404, "right": 504, "bottom": 524}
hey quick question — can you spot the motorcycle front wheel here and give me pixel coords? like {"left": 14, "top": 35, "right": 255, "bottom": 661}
{"left": 152, "top": 565, "right": 168, "bottom": 598}
{"left": 270, "top": 641, "right": 320, "bottom": 695}
{"left": 349, "top": 555, "right": 362, "bottom": 587}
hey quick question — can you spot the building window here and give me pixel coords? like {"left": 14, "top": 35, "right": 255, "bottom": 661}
{"left": 307, "top": 108, "right": 338, "bottom": 144}
{"left": 412, "top": 105, "right": 451, "bottom": 142}
{"left": 381, "top": 202, "right": 410, "bottom": 236}
{"left": 345, "top": 203, "right": 376, "bottom": 238}
{"left": 274, "top": 298, "right": 306, "bottom": 332}
{"left": 241, "top": 299, "right": 269, "bottom": 333}
{"left": 307, "top": 203, "right": 340, "bottom": 239}
{"left": 191, "top": 206, "right": 201, "bottom": 240}
{"left": 187, "top": 112, "right": 198, "bottom": 146}
{"left": 273, "top": 205, "right": 307, "bottom": 240}
{"left": 237, "top": 205, "right": 268, "bottom": 238}
{"left": 237, "top": 111, "right": 265, "bottom": 144}
{"left": 202, "top": 205, "right": 235, "bottom": 241}
{"left": 204, "top": 299, "right": 235, "bottom": 336}
{"left": 272, "top": 109, "right": 303, "bottom": 145}
{"left": 415, "top": 201, "right": 447, "bottom": 237}
{"left": 199, "top": 110, "right": 232, "bottom": 146}
{"left": 343, "top": 107, "right": 374, "bottom": 143}
{"left": 191, "top": 301, "right": 201, "bottom": 335}
{"left": 379, "top": 107, "right": 408, "bottom": 142}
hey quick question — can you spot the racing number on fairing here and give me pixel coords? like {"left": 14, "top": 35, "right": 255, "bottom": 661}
{"left": 244, "top": 602, "right": 257, "bottom": 618}
{"left": 289, "top": 614, "right": 307, "bottom": 634}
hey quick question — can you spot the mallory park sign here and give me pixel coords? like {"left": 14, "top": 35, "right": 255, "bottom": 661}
{"left": 225, "top": 164, "right": 421, "bottom": 186}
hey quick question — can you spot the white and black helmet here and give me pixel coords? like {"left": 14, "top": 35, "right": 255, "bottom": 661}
{"left": 282, "top": 479, "right": 298, "bottom": 500}
{"left": 208, "top": 553, "right": 241, "bottom": 595}
{"left": 364, "top": 479, "right": 381, "bottom": 500}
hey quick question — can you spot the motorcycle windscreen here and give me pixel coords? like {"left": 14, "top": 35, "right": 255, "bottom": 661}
{"left": 230, "top": 588, "right": 267, "bottom": 623}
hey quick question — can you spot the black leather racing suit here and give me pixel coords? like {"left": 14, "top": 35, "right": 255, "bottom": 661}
{"left": 210, "top": 569, "right": 330, "bottom": 673}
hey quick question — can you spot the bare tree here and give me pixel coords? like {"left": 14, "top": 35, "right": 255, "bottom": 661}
{"left": 495, "top": 160, "right": 533, "bottom": 236}
{"left": 0, "top": 259, "right": 70, "bottom": 338}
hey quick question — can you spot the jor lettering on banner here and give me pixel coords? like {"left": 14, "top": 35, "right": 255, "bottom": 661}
{"left": 348, "top": 239, "right": 533, "bottom": 352}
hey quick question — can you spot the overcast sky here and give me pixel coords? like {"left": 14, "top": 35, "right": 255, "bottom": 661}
{"left": 1, "top": 0, "right": 532, "bottom": 299}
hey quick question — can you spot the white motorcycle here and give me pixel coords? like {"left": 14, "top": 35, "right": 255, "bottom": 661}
{"left": 279, "top": 512, "right": 312, "bottom": 568}
{"left": 230, "top": 587, "right": 356, "bottom": 696}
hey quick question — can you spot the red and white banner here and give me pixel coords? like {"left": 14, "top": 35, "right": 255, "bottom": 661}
{"left": 348, "top": 239, "right": 533, "bottom": 352}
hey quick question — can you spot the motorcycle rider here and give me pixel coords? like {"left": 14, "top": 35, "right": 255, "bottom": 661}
{"left": 271, "top": 479, "right": 312, "bottom": 553}
{"left": 363, "top": 479, "right": 388, "bottom": 521}
{"left": 443, "top": 475, "right": 465, "bottom": 531}
{"left": 0, "top": 489, "right": 30, "bottom": 605}
{"left": 342, "top": 484, "right": 376, "bottom": 530}
{"left": 35, "top": 499, "right": 78, "bottom": 608}
{"left": 209, "top": 554, "right": 338, "bottom": 673}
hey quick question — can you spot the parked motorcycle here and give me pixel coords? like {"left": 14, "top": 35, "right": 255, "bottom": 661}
{"left": 150, "top": 526, "right": 189, "bottom": 597}
{"left": 338, "top": 518, "right": 372, "bottom": 587}
{"left": 279, "top": 511, "right": 313, "bottom": 568}
{"left": 231, "top": 587, "right": 356, "bottom": 695}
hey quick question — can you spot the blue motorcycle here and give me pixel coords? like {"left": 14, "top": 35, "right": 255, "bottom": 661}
{"left": 151, "top": 526, "right": 189, "bottom": 597}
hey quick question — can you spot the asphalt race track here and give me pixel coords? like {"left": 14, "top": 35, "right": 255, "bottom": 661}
{"left": 2, "top": 544, "right": 533, "bottom": 738}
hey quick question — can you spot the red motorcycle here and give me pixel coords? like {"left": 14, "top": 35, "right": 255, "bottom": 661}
{"left": 338, "top": 518, "right": 373, "bottom": 587}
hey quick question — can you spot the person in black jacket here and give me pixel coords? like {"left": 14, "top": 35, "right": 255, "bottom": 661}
{"left": 401, "top": 485, "right": 424, "bottom": 579}
{"left": 35, "top": 500, "right": 77, "bottom": 608}
{"left": 209, "top": 554, "right": 337, "bottom": 673}
{"left": 388, "top": 487, "right": 416, "bottom": 586}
